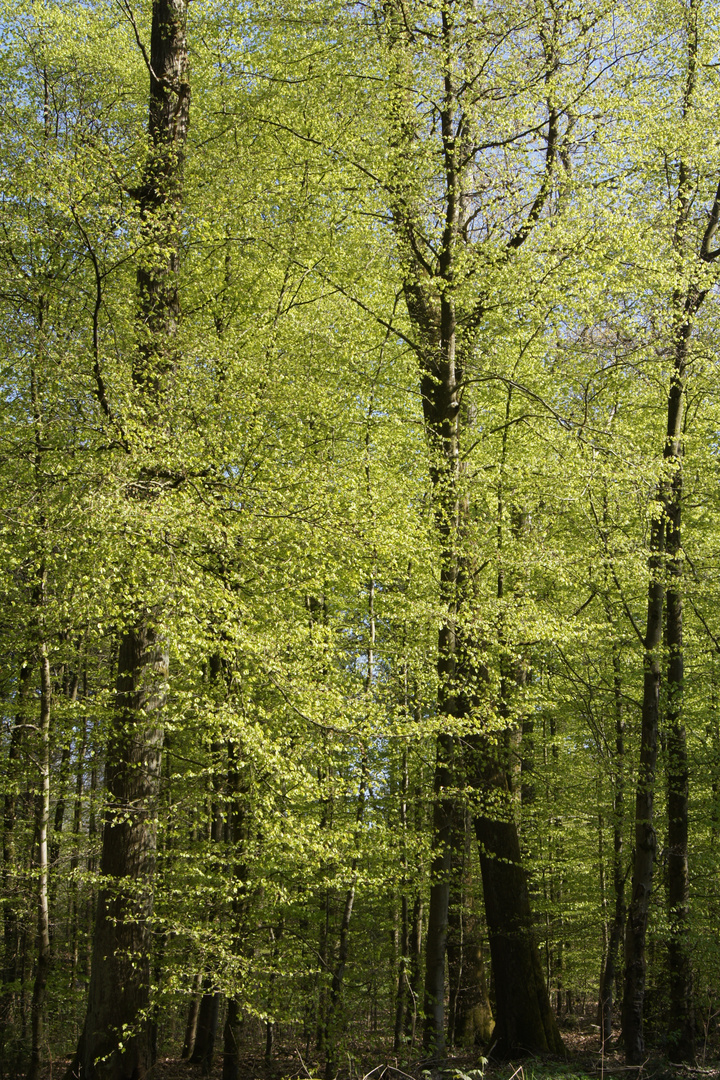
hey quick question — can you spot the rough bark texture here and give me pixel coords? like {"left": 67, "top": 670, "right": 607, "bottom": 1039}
{"left": 447, "top": 808, "right": 493, "bottom": 1049}
{"left": 75, "top": 627, "right": 169, "bottom": 1080}
{"left": 471, "top": 745, "right": 564, "bottom": 1057}
{"left": 190, "top": 990, "right": 221, "bottom": 1075}
{"left": 384, "top": 0, "right": 564, "bottom": 1057}
{"left": 67, "top": 6, "right": 189, "bottom": 1079}
{"left": 133, "top": 0, "right": 190, "bottom": 404}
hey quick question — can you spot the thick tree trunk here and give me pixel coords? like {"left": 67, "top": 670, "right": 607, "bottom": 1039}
{"left": 75, "top": 627, "right": 169, "bottom": 1080}
{"left": 386, "top": 0, "right": 563, "bottom": 1056}
{"left": 222, "top": 999, "right": 243, "bottom": 1080}
{"left": 454, "top": 931, "right": 493, "bottom": 1049}
{"left": 621, "top": 515, "right": 664, "bottom": 1064}
{"left": 478, "top": 478, "right": 560, "bottom": 1054}
{"left": 190, "top": 988, "right": 221, "bottom": 1075}
{"left": 447, "top": 808, "right": 493, "bottom": 1049}
{"left": 471, "top": 745, "right": 564, "bottom": 1057}
{"left": 68, "top": 5, "right": 189, "bottom": 1079}
{"left": 323, "top": 876, "right": 358, "bottom": 1080}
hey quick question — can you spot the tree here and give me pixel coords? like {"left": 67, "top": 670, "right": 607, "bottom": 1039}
{"left": 69, "top": 3, "right": 190, "bottom": 1078}
{"left": 375, "top": 0, "right": 616, "bottom": 1055}
{"left": 3, "top": 0, "right": 720, "bottom": 1072}
{"left": 621, "top": 0, "right": 720, "bottom": 1060}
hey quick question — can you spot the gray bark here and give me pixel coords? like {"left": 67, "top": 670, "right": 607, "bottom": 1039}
{"left": 384, "top": 0, "right": 564, "bottom": 1056}
{"left": 68, "top": 5, "right": 189, "bottom": 1078}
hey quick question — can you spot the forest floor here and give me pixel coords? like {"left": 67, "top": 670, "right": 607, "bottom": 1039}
{"left": 47, "top": 1025, "right": 720, "bottom": 1080}
{"left": 135, "top": 1025, "right": 720, "bottom": 1080}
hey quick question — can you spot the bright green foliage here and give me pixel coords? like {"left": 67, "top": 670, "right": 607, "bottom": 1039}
{"left": 2, "top": 0, "right": 720, "bottom": 1073}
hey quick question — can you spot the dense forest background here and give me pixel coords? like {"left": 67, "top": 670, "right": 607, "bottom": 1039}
{"left": 3, "top": 0, "right": 720, "bottom": 1078}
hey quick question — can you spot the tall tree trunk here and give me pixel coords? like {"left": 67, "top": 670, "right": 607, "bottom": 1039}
{"left": 384, "top": 0, "right": 564, "bottom": 1055}
{"left": 83, "top": 752, "right": 98, "bottom": 983}
{"left": 76, "top": 628, "right": 169, "bottom": 1080}
{"left": 323, "top": 870, "right": 358, "bottom": 1080}
{"left": 191, "top": 988, "right": 221, "bottom": 1076}
{"left": 599, "top": 647, "right": 626, "bottom": 1045}
{"left": 222, "top": 1000, "right": 243, "bottom": 1080}
{"left": 191, "top": 735, "right": 224, "bottom": 1074}
{"left": 620, "top": 460, "right": 666, "bottom": 1064}
{"left": 404, "top": 892, "right": 423, "bottom": 1045}
{"left": 323, "top": 760, "right": 367, "bottom": 1079}
{"left": 621, "top": 4, "right": 720, "bottom": 1056}
{"left": 69, "top": 6, "right": 189, "bottom": 1078}
{"left": 324, "top": 500, "right": 375, "bottom": 1076}
{"left": 394, "top": 891, "right": 409, "bottom": 1052}
{"left": 447, "top": 803, "right": 466, "bottom": 1051}
{"left": 27, "top": 647, "right": 52, "bottom": 1080}
{"left": 181, "top": 973, "right": 203, "bottom": 1060}
{"left": 621, "top": 142, "right": 714, "bottom": 1070}
{"left": 51, "top": 665, "right": 78, "bottom": 863}
{"left": 1, "top": 661, "right": 33, "bottom": 1060}
{"left": 665, "top": 370, "right": 694, "bottom": 1062}
{"left": 221, "top": 735, "right": 252, "bottom": 1080}
{"left": 621, "top": 314, "right": 690, "bottom": 1063}
{"left": 69, "top": 711, "right": 87, "bottom": 990}
{"left": 448, "top": 808, "right": 493, "bottom": 1050}
{"left": 49, "top": 670, "right": 79, "bottom": 951}
{"left": 393, "top": 747, "right": 409, "bottom": 1052}
{"left": 472, "top": 744, "right": 564, "bottom": 1056}
{"left": 423, "top": 733, "right": 455, "bottom": 1057}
